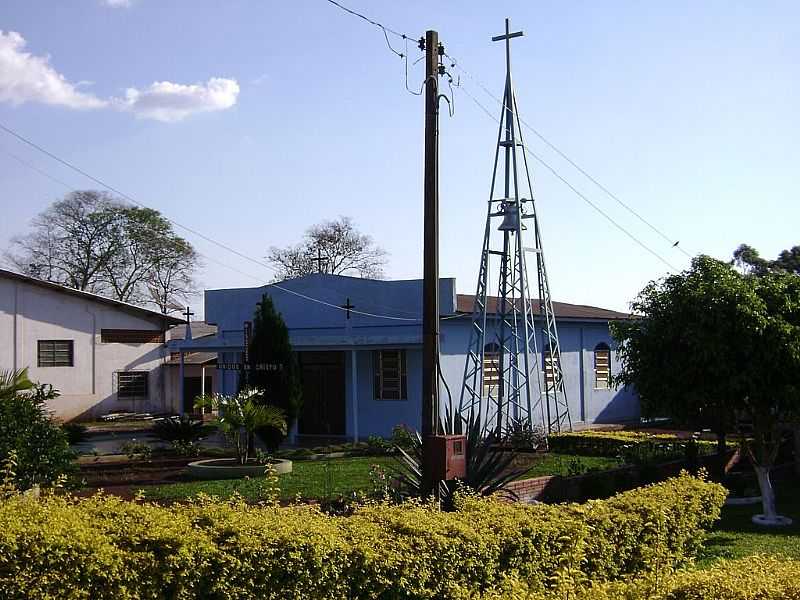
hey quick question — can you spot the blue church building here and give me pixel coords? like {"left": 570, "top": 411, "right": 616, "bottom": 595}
{"left": 176, "top": 274, "right": 638, "bottom": 441}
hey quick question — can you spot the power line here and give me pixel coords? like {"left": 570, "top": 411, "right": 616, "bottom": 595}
{"left": 323, "top": 0, "right": 410, "bottom": 40}
{"left": 0, "top": 146, "right": 268, "bottom": 285}
{"left": 0, "top": 122, "right": 420, "bottom": 322}
{"left": 452, "top": 83, "right": 680, "bottom": 273}
{"left": 444, "top": 52, "right": 693, "bottom": 259}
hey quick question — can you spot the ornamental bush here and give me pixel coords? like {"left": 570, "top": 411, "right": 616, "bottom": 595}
{"left": 0, "top": 473, "right": 725, "bottom": 599}
{"left": 548, "top": 431, "right": 719, "bottom": 462}
{"left": 0, "top": 369, "right": 75, "bottom": 490}
{"left": 471, "top": 555, "right": 800, "bottom": 599}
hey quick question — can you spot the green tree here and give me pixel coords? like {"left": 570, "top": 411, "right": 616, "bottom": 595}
{"left": 613, "top": 256, "right": 800, "bottom": 524}
{"left": 612, "top": 257, "right": 744, "bottom": 453}
{"left": 247, "top": 294, "right": 302, "bottom": 449}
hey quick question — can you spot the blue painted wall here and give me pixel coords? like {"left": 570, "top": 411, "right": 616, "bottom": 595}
{"left": 204, "top": 274, "right": 638, "bottom": 439}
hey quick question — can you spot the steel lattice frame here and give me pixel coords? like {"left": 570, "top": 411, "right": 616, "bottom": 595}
{"left": 457, "top": 21, "right": 571, "bottom": 435}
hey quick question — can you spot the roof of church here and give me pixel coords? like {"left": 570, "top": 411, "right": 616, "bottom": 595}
{"left": 454, "top": 294, "right": 631, "bottom": 321}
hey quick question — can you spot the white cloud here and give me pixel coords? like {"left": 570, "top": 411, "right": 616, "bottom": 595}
{"left": 102, "top": 0, "right": 132, "bottom": 7}
{"left": 0, "top": 30, "right": 106, "bottom": 109}
{"left": 116, "top": 78, "right": 240, "bottom": 122}
{"left": 0, "top": 30, "right": 240, "bottom": 123}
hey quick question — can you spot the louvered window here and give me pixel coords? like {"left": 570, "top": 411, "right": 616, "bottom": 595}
{"left": 543, "top": 349, "right": 556, "bottom": 387}
{"left": 373, "top": 350, "right": 407, "bottom": 400}
{"left": 483, "top": 343, "right": 501, "bottom": 395}
{"left": 594, "top": 344, "right": 611, "bottom": 389}
{"left": 37, "top": 340, "right": 74, "bottom": 367}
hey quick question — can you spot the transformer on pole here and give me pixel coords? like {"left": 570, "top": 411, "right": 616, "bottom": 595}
{"left": 458, "top": 18, "right": 572, "bottom": 436}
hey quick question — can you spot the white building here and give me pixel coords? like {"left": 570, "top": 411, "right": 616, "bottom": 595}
{"left": 0, "top": 268, "right": 186, "bottom": 421}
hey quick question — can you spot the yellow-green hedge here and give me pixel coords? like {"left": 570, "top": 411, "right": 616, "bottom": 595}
{"left": 0, "top": 473, "right": 725, "bottom": 599}
{"left": 549, "top": 430, "right": 719, "bottom": 458}
{"left": 471, "top": 555, "right": 800, "bottom": 599}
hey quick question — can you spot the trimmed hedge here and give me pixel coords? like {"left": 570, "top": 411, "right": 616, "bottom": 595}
{"left": 472, "top": 555, "right": 800, "bottom": 599}
{"left": 0, "top": 473, "right": 725, "bottom": 599}
{"left": 548, "top": 431, "right": 719, "bottom": 459}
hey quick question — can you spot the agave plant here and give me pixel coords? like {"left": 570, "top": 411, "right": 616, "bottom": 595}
{"left": 152, "top": 415, "right": 204, "bottom": 444}
{"left": 392, "top": 412, "right": 525, "bottom": 508}
{"left": 196, "top": 389, "right": 286, "bottom": 465}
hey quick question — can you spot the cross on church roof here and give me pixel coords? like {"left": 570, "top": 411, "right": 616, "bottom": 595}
{"left": 183, "top": 306, "right": 194, "bottom": 323}
{"left": 340, "top": 297, "right": 355, "bottom": 320}
{"left": 308, "top": 246, "right": 328, "bottom": 274}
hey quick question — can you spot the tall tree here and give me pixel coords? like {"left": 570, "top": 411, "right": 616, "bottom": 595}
{"left": 613, "top": 255, "right": 800, "bottom": 525}
{"left": 5, "top": 190, "right": 199, "bottom": 312}
{"left": 247, "top": 294, "right": 302, "bottom": 450}
{"left": 145, "top": 235, "right": 200, "bottom": 314}
{"left": 267, "top": 216, "right": 387, "bottom": 281}
{"left": 5, "top": 191, "right": 124, "bottom": 293}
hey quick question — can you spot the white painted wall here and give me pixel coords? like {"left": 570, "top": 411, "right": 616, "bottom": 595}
{"left": 0, "top": 276, "right": 180, "bottom": 421}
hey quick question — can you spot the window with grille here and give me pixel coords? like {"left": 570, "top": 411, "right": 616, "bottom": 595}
{"left": 594, "top": 344, "right": 611, "bottom": 389}
{"left": 483, "top": 342, "right": 500, "bottom": 395}
{"left": 118, "top": 372, "right": 148, "bottom": 399}
{"left": 37, "top": 340, "right": 74, "bottom": 367}
{"left": 373, "top": 350, "right": 407, "bottom": 400}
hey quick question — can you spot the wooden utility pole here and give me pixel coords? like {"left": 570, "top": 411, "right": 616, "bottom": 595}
{"left": 421, "top": 29, "right": 440, "bottom": 440}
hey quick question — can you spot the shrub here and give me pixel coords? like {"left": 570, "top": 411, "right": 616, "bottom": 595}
{"left": 365, "top": 435, "right": 393, "bottom": 456}
{"left": 505, "top": 418, "right": 547, "bottom": 451}
{"left": 0, "top": 473, "right": 725, "bottom": 599}
{"left": 0, "top": 369, "right": 75, "bottom": 490}
{"left": 549, "top": 431, "right": 720, "bottom": 462}
{"left": 61, "top": 422, "right": 89, "bottom": 445}
{"left": 390, "top": 424, "right": 415, "bottom": 450}
{"left": 473, "top": 555, "right": 800, "bottom": 599}
{"left": 119, "top": 440, "right": 152, "bottom": 461}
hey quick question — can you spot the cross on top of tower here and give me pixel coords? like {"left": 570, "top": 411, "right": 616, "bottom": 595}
{"left": 491, "top": 18, "right": 523, "bottom": 46}
{"left": 183, "top": 306, "right": 194, "bottom": 323}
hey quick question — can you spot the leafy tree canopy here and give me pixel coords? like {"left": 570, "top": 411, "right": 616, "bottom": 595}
{"left": 612, "top": 255, "right": 800, "bottom": 520}
{"left": 267, "top": 216, "right": 387, "bottom": 281}
{"left": 4, "top": 190, "right": 199, "bottom": 314}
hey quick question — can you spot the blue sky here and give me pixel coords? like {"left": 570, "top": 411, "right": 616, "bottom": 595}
{"left": 0, "top": 1, "right": 797, "bottom": 314}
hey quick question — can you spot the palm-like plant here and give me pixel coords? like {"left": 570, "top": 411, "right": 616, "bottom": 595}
{"left": 196, "top": 389, "right": 286, "bottom": 464}
{"left": 0, "top": 369, "right": 35, "bottom": 401}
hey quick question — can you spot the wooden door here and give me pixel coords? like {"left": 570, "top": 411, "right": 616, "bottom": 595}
{"left": 298, "top": 352, "right": 346, "bottom": 435}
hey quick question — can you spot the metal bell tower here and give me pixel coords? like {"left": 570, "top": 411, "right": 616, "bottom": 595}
{"left": 457, "top": 18, "right": 571, "bottom": 435}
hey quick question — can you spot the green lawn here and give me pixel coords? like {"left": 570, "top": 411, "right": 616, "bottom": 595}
{"left": 143, "top": 452, "right": 623, "bottom": 503}
{"left": 699, "top": 477, "right": 800, "bottom": 566}
{"left": 144, "top": 456, "right": 398, "bottom": 502}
